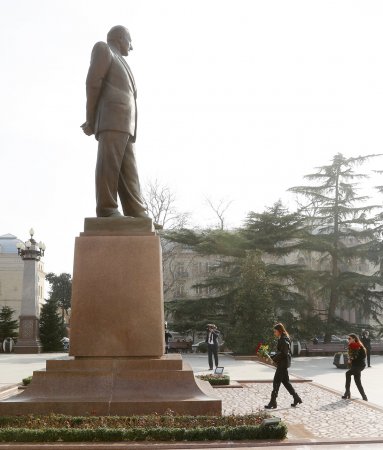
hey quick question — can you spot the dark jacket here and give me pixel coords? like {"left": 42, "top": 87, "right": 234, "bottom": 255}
{"left": 165, "top": 331, "right": 172, "bottom": 345}
{"left": 361, "top": 336, "right": 371, "bottom": 350}
{"left": 205, "top": 330, "right": 219, "bottom": 346}
{"left": 351, "top": 346, "right": 366, "bottom": 369}
{"left": 86, "top": 41, "right": 138, "bottom": 141}
{"left": 272, "top": 334, "right": 292, "bottom": 369}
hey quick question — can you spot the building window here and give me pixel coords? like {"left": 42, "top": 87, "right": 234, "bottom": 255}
{"left": 176, "top": 264, "right": 188, "bottom": 278}
{"left": 195, "top": 285, "right": 204, "bottom": 295}
{"left": 175, "top": 284, "right": 185, "bottom": 297}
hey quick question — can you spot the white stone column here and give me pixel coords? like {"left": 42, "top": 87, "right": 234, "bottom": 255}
{"left": 14, "top": 232, "right": 44, "bottom": 354}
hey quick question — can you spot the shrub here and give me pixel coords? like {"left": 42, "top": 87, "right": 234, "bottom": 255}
{"left": 22, "top": 376, "right": 33, "bottom": 386}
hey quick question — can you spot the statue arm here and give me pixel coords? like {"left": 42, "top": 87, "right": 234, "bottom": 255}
{"left": 82, "top": 42, "right": 112, "bottom": 135}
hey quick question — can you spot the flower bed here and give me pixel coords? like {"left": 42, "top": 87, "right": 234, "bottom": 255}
{"left": 0, "top": 413, "right": 287, "bottom": 442}
{"left": 197, "top": 374, "right": 230, "bottom": 386}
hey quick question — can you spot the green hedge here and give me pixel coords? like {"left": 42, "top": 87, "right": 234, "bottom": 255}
{"left": 0, "top": 424, "right": 287, "bottom": 442}
{"left": 0, "top": 413, "right": 266, "bottom": 429}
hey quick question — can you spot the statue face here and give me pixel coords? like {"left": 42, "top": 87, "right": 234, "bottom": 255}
{"left": 120, "top": 29, "right": 133, "bottom": 56}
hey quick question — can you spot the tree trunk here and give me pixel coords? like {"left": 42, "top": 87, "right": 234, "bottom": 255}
{"left": 325, "top": 166, "right": 340, "bottom": 343}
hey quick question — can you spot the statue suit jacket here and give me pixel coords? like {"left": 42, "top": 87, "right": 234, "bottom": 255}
{"left": 85, "top": 41, "right": 137, "bottom": 141}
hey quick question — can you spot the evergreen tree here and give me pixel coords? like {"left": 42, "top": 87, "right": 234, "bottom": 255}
{"left": 225, "top": 253, "right": 276, "bottom": 353}
{"left": 289, "top": 153, "right": 383, "bottom": 342}
{"left": 39, "top": 299, "right": 65, "bottom": 351}
{"left": 0, "top": 306, "right": 18, "bottom": 342}
{"left": 45, "top": 273, "right": 72, "bottom": 322}
{"left": 164, "top": 202, "right": 308, "bottom": 348}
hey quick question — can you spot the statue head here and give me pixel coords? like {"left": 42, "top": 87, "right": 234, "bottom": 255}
{"left": 107, "top": 25, "right": 132, "bottom": 56}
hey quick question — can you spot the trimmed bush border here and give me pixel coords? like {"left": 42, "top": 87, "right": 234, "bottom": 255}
{"left": 0, "top": 414, "right": 287, "bottom": 442}
{"left": 0, "top": 424, "right": 287, "bottom": 442}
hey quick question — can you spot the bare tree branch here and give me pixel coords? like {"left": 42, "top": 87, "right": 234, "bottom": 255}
{"left": 142, "top": 179, "right": 190, "bottom": 229}
{"left": 206, "top": 197, "right": 233, "bottom": 230}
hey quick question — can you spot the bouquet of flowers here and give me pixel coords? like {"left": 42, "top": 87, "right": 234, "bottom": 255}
{"left": 256, "top": 343, "right": 274, "bottom": 365}
{"left": 348, "top": 341, "right": 361, "bottom": 363}
{"left": 257, "top": 344, "right": 270, "bottom": 359}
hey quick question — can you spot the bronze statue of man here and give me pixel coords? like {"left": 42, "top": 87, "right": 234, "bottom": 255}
{"left": 81, "top": 25, "right": 148, "bottom": 219}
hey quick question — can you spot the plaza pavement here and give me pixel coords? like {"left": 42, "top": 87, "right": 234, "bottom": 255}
{"left": 0, "top": 352, "right": 67, "bottom": 394}
{"left": 1, "top": 352, "right": 383, "bottom": 448}
{"left": 186, "top": 353, "right": 383, "bottom": 442}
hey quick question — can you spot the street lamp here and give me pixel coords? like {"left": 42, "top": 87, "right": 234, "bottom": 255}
{"left": 14, "top": 228, "right": 45, "bottom": 354}
{"left": 16, "top": 228, "right": 46, "bottom": 260}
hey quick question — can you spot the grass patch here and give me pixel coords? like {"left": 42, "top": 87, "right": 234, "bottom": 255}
{"left": 0, "top": 413, "right": 287, "bottom": 442}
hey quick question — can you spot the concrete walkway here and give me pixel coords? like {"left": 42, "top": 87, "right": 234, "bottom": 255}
{"left": 288, "top": 355, "right": 383, "bottom": 407}
{"left": 183, "top": 353, "right": 304, "bottom": 382}
{"left": 0, "top": 352, "right": 67, "bottom": 391}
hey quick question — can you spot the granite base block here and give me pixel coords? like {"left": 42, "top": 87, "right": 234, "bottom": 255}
{"left": 0, "top": 355, "right": 221, "bottom": 416}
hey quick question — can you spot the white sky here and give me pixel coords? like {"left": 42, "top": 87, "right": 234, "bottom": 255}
{"left": 1, "top": 0, "right": 383, "bottom": 276}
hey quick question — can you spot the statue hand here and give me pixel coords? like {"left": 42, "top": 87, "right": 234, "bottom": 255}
{"left": 81, "top": 122, "right": 94, "bottom": 136}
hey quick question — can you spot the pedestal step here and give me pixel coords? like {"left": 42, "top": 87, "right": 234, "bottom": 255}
{"left": 0, "top": 355, "right": 222, "bottom": 416}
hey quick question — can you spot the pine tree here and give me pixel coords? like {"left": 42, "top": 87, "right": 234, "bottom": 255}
{"left": 164, "top": 202, "right": 308, "bottom": 348}
{"left": 289, "top": 153, "right": 383, "bottom": 342}
{"left": 39, "top": 299, "right": 65, "bottom": 351}
{"left": 0, "top": 306, "right": 18, "bottom": 342}
{"left": 225, "top": 253, "right": 276, "bottom": 353}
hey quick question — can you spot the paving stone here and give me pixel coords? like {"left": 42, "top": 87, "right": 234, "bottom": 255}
{"left": 215, "top": 382, "right": 383, "bottom": 439}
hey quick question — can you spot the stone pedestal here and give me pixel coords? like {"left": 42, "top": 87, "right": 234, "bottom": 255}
{"left": 14, "top": 258, "right": 42, "bottom": 354}
{"left": 69, "top": 224, "right": 164, "bottom": 357}
{"left": 0, "top": 217, "right": 221, "bottom": 416}
{"left": 14, "top": 316, "right": 42, "bottom": 354}
{"left": 1, "top": 354, "right": 220, "bottom": 416}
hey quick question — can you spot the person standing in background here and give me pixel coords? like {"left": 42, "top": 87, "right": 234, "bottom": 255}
{"left": 361, "top": 330, "right": 371, "bottom": 368}
{"left": 205, "top": 324, "right": 220, "bottom": 370}
{"left": 164, "top": 322, "right": 172, "bottom": 354}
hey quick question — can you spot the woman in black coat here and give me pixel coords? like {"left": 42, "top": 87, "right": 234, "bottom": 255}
{"left": 265, "top": 323, "right": 302, "bottom": 409}
{"left": 342, "top": 333, "right": 368, "bottom": 401}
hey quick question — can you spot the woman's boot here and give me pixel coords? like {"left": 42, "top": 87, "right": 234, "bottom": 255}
{"left": 264, "top": 391, "right": 278, "bottom": 409}
{"left": 291, "top": 393, "right": 303, "bottom": 407}
{"left": 356, "top": 383, "right": 368, "bottom": 401}
{"left": 341, "top": 391, "right": 351, "bottom": 399}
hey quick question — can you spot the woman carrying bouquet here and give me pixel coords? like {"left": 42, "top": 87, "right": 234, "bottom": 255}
{"left": 342, "top": 333, "right": 368, "bottom": 401}
{"left": 265, "top": 323, "right": 302, "bottom": 409}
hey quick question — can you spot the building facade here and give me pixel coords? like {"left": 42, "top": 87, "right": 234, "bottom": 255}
{"left": 0, "top": 234, "right": 45, "bottom": 323}
{"left": 162, "top": 239, "right": 380, "bottom": 328}
{"left": 162, "top": 241, "right": 224, "bottom": 302}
